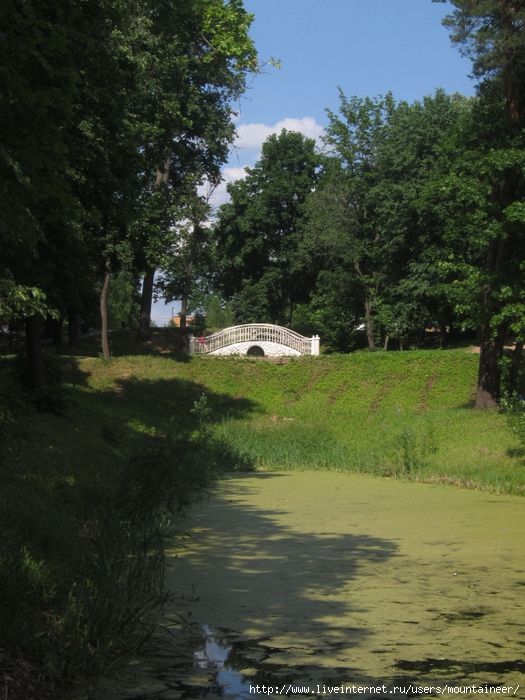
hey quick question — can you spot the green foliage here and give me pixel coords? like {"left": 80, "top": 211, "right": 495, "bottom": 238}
{"left": 500, "top": 391, "right": 525, "bottom": 446}
{"left": 106, "top": 271, "right": 140, "bottom": 330}
{"left": 204, "top": 294, "right": 234, "bottom": 329}
{"left": 300, "top": 90, "right": 468, "bottom": 351}
{"left": 0, "top": 279, "right": 58, "bottom": 323}
{"left": 190, "top": 393, "right": 212, "bottom": 430}
{"left": 439, "top": 0, "right": 525, "bottom": 101}
{"left": 394, "top": 422, "right": 438, "bottom": 475}
{"left": 2, "top": 0, "right": 257, "bottom": 372}
{"left": 0, "top": 348, "right": 245, "bottom": 696}
{"left": 214, "top": 129, "right": 320, "bottom": 324}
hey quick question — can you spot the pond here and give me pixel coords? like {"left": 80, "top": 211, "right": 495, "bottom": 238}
{"left": 87, "top": 472, "right": 525, "bottom": 699}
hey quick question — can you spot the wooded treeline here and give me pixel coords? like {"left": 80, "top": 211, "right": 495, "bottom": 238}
{"left": 209, "top": 0, "right": 525, "bottom": 409}
{"left": 1, "top": 0, "right": 256, "bottom": 374}
{"left": 3, "top": 0, "right": 525, "bottom": 410}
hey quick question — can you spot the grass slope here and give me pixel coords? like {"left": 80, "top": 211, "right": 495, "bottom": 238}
{"left": 186, "top": 351, "right": 524, "bottom": 493}
{"left": 65, "top": 330, "right": 525, "bottom": 493}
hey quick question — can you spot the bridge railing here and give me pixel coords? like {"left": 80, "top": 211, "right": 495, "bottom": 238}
{"left": 190, "top": 324, "right": 320, "bottom": 356}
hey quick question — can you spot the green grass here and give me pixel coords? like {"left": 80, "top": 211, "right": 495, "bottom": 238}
{"left": 177, "top": 350, "right": 524, "bottom": 493}
{"left": 57, "top": 331, "right": 525, "bottom": 494}
{"left": 1, "top": 331, "right": 524, "bottom": 697}
{"left": 0, "top": 340, "right": 229, "bottom": 698}
{"left": 56, "top": 332, "right": 525, "bottom": 494}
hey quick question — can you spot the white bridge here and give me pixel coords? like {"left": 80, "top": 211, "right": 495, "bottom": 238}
{"left": 190, "top": 324, "right": 320, "bottom": 357}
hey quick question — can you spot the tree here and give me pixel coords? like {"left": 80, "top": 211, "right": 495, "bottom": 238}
{"left": 132, "top": 0, "right": 257, "bottom": 342}
{"left": 203, "top": 294, "right": 234, "bottom": 329}
{"left": 301, "top": 90, "right": 469, "bottom": 352}
{"left": 156, "top": 182, "right": 218, "bottom": 349}
{"left": 435, "top": 0, "right": 525, "bottom": 407}
{"left": 2, "top": 0, "right": 258, "bottom": 370}
{"left": 1, "top": 0, "right": 79, "bottom": 384}
{"left": 214, "top": 129, "right": 320, "bottom": 325}
{"left": 301, "top": 93, "right": 396, "bottom": 349}
{"left": 369, "top": 90, "right": 469, "bottom": 349}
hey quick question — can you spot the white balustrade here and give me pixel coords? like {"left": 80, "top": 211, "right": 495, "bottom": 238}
{"left": 190, "top": 324, "right": 320, "bottom": 356}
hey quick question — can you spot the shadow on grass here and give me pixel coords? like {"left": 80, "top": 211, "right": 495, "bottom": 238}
{"left": 506, "top": 447, "right": 525, "bottom": 460}
{"left": 64, "top": 328, "right": 190, "bottom": 359}
{"left": 0, "top": 359, "right": 263, "bottom": 696}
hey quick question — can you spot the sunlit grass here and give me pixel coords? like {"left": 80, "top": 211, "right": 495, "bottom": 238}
{"left": 60, "top": 337, "right": 525, "bottom": 494}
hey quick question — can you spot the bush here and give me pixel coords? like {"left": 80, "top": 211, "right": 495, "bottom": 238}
{"left": 500, "top": 392, "right": 525, "bottom": 445}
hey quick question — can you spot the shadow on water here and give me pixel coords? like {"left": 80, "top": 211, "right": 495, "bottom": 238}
{"left": 83, "top": 470, "right": 525, "bottom": 699}
{"left": 155, "top": 476, "right": 402, "bottom": 697}
{"left": 149, "top": 473, "right": 525, "bottom": 698}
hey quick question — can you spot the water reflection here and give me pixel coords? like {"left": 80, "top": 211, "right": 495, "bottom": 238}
{"left": 193, "top": 625, "right": 261, "bottom": 698}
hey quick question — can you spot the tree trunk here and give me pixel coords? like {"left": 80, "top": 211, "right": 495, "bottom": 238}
{"left": 180, "top": 260, "right": 194, "bottom": 332}
{"left": 475, "top": 323, "right": 507, "bottom": 409}
{"left": 26, "top": 313, "right": 46, "bottom": 389}
{"left": 364, "top": 295, "right": 375, "bottom": 349}
{"left": 100, "top": 258, "right": 111, "bottom": 361}
{"left": 137, "top": 268, "right": 155, "bottom": 341}
{"left": 509, "top": 339, "right": 524, "bottom": 392}
{"left": 52, "top": 314, "right": 64, "bottom": 353}
{"left": 384, "top": 334, "right": 389, "bottom": 351}
{"left": 278, "top": 288, "right": 289, "bottom": 327}
{"left": 180, "top": 222, "right": 202, "bottom": 351}
{"left": 475, "top": 326, "right": 484, "bottom": 346}
{"left": 68, "top": 308, "right": 79, "bottom": 349}
{"left": 136, "top": 154, "right": 171, "bottom": 342}
{"left": 137, "top": 149, "right": 171, "bottom": 341}
{"left": 437, "top": 314, "right": 448, "bottom": 349}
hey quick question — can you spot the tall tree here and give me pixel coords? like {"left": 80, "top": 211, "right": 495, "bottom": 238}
{"left": 2, "top": 0, "right": 257, "bottom": 369}
{"left": 435, "top": 0, "right": 525, "bottom": 407}
{"left": 155, "top": 181, "right": 218, "bottom": 348}
{"left": 301, "top": 93, "right": 395, "bottom": 349}
{"left": 1, "top": 0, "right": 78, "bottom": 384}
{"left": 214, "top": 129, "right": 320, "bottom": 324}
{"left": 132, "top": 0, "right": 257, "bottom": 342}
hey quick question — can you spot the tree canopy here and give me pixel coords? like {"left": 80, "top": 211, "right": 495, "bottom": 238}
{"left": 1, "top": 0, "right": 256, "bottom": 377}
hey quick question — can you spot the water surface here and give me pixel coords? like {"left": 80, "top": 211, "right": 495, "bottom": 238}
{"left": 88, "top": 472, "right": 525, "bottom": 698}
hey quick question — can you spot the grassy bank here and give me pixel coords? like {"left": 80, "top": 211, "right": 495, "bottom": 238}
{"left": 64, "top": 330, "right": 523, "bottom": 493}
{"left": 54, "top": 329, "right": 525, "bottom": 494}
{"left": 1, "top": 330, "right": 524, "bottom": 696}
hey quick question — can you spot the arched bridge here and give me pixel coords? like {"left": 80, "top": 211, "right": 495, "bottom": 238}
{"left": 190, "top": 324, "right": 320, "bottom": 357}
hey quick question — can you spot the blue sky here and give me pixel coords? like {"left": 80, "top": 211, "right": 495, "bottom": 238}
{"left": 152, "top": 0, "right": 476, "bottom": 324}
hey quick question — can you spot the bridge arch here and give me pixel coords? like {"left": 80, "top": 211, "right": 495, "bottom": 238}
{"left": 190, "top": 324, "right": 320, "bottom": 357}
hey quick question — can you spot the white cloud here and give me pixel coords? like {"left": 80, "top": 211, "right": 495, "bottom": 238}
{"left": 223, "top": 165, "right": 249, "bottom": 181}
{"left": 205, "top": 117, "right": 326, "bottom": 209}
{"left": 232, "top": 116, "right": 325, "bottom": 157}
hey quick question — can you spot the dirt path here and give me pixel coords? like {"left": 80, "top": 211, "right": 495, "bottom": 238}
{"left": 89, "top": 472, "right": 525, "bottom": 699}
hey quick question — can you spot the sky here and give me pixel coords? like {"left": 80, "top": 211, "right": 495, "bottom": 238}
{"left": 152, "top": 0, "right": 476, "bottom": 324}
